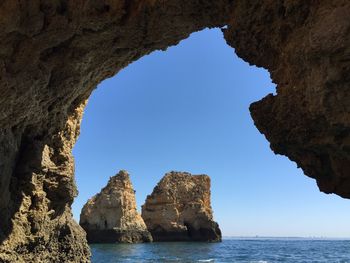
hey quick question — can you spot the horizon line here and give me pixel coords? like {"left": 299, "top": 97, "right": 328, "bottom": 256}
{"left": 222, "top": 236, "right": 350, "bottom": 240}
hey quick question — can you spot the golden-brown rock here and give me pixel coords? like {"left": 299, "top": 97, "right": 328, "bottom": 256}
{"left": 223, "top": 0, "right": 350, "bottom": 197}
{"left": 0, "top": 100, "right": 90, "bottom": 263}
{"left": 0, "top": 1, "right": 233, "bottom": 261}
{"left": 142, "top": 171, "right": 221, "bottom": 242}
{"left": 80, "top": 170, "right": 152, "bottom": 243}
{"left": 0, "top": 0, "right": 349, "bottom": 261}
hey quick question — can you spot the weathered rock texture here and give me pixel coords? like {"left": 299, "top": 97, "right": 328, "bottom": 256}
{"left": 0, "top": 0, "right": 349, "bottom": 262}
{"left": 142, "top": 172, "right": 221, "bottom": 242}
{"left": 80, "top": 170, "right": 152, "bottom": 243}
{"left": 224, "top": 1, "right": 350, "bottom": 198}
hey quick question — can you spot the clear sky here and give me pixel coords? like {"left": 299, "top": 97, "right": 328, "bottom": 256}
{"left": 72, "top": 28, "right": 350, "bottom": 238}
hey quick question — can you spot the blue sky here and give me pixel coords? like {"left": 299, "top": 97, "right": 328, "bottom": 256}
{"left": 72, "top": 28, "right": 350, "bottom": 237}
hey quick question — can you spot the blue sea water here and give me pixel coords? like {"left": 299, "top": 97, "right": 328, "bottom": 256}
{"left": 91, "top": 238, "right": 350, "bottom": 263}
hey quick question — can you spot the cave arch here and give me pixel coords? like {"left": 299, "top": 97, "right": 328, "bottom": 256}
{"left": 0, "top": 1, "right": 349, "bottom": 262}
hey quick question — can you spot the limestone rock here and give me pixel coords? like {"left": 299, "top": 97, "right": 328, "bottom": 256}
{"left": 142, "top": 171, "right": 221, "bottom": 242}
{"left": 0, "top": 2, "right": 233, "bottom": 259}
{"left": 223, "top": 1, "right": 350, "bottom": 197}
{"left": 80, "top": 170, "right": 152, "bottom": 243}
{"left": 0, "top": 0, "right": 349, "bottom": 261}
{"left": 0, "top": 101, "right": 90, "bottom": 263}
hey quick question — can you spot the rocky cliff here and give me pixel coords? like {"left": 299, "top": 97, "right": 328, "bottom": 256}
{"left": 142, "top": 171, "right": 221, "bottom": 242}
{"left": 0, "top": 0, "right": 349, "bottom": 262}
{"left": 80, "top": 170, "right": 152, "bottom": 243}
{"left": 224, "top": 1, "right": 350, "bottom": 198}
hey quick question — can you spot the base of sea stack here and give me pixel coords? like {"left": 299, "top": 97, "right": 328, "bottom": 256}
{"left": 151, "top": 223, "right": 222, "bottom": 242}
{"left": 84, "top": 229, "right": 153, "bottom": 243}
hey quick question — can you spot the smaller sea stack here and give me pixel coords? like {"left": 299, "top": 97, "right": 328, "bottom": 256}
{"left": 80, "top": 170, "right": 152, "bottom": 243}
{"left": 142, "top": 171, "right": 221, "bottom": 242}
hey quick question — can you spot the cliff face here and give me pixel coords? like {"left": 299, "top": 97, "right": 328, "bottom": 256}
{"left": 142, "top": 172, "right": 221, "bottom": 242}
{"left": 224, "top": 1, "right": 350, "bottom": 198}
{"left": 80, "top": 170, "right": 152, "bottom": 243}
{"left": 0, "top": 101, "right": 90, "bottom": 263}
{"left": 0, "top": 0, "right": 349, "bottom": 262}
{"left": 0, "top": 1, "right": 233, "bottom": 261}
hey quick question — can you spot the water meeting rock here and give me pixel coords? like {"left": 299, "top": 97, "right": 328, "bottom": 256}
{"left": 142, "top": 171, "right": 221, "bottom": 242}
{"left": 80, "top": 170, "right": 152, "bottom": 243}
{"left": 0, "top": 0, "right": 348, "bottom": 261}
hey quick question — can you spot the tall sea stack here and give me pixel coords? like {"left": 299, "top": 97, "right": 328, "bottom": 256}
{"left": 142, "top": 171, "right": 221, "bottom": 242}
{"left": 80, "top": 170, "right": 152, "bottom": 243}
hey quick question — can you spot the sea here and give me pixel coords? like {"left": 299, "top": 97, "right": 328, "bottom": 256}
{"left": 90, "top": 237, "right": 350, "bottom": 263}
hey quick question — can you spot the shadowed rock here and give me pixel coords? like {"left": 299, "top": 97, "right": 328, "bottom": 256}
{"left": 80, "top": 170, "right": 152, "bottom": 243}
{"left": 142, "top": 171, "right": 221, "bottom": 242}
{"left": 0, "top": 0, "right": 349, "bottom": 261}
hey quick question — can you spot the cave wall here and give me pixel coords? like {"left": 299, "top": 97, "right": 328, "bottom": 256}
{"left": 223, "top": 0, "right": 350, "bottom": 197}
{"left": 0, "top": 1, "right": 234, "bottom": 262}
{"left": 0, "top": 0, "right": 348, "bottom": 262}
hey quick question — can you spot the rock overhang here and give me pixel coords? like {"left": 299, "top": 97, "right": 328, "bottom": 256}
{"left": 0, "top": 0, "right": 349, "bottom": 262}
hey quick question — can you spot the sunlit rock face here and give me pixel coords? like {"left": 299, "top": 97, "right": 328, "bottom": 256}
{"left": 0, "top": 1, "right": 233, "bottom": 261}
{"left": 80, "top": 170, "right": 152, "bottom": 243}
{"left": 0, "top": 0, "right": 348, "bottom": 261}
{"left": 0, "top": 101, "right": 90, "bottom": 263}
{"left": 142, "top": 172, "right": 221, "bottom": 242}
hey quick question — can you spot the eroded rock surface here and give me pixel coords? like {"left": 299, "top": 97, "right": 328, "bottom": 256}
{"left": 0, "top": 0, "right": 349, "bottom": 261}
{"left": 142, "top": 171, "right": 221, "bottom": 242}
{"left": 0, "top": 1, "right": 233, "bottom": 261}
{"left": 80, "top": 170, "right": 152, "bottom": 243}
{"left": 223, "top": 1, "right": 350, "bottom": 197}
{"left": 0, "top": 101, "right": 90, "bottom": 263}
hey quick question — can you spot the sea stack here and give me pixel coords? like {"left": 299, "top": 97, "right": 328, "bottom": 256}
{"left": 142, "top": 171, "right": 221, "bottom": 242}
{"left": 80, "top": 170, "right": 152, "bottom": 243}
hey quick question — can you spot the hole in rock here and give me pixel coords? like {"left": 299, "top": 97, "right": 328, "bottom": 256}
{"left": 72, "top": 29, "right": 350, "bottom": 239}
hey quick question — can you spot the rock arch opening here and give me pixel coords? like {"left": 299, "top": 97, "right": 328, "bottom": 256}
{"left": 0, "top": 1, "right": 348, "bottom": 262}
{"left": 72, "top": 28, "right": 277, "bottom": 234}
{"left": 73, "top": 28, "right": 350, "bottom": 243}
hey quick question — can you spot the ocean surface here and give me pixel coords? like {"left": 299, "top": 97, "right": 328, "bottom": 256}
{"left": 90, "top": 238, "right": 350, "bottom": 263}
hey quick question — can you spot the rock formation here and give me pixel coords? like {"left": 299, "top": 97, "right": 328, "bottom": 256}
{"left": 142, "top": 171, "right": 221, "bottom": 242}
{"left": 80, "top": 170, "right": 152, "bottom": 243}
{"left": 224, "top": 1, "right": 350, "bottom": 198}
{"left": 0, "top": 0, "right": 349, "bottom": 262}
